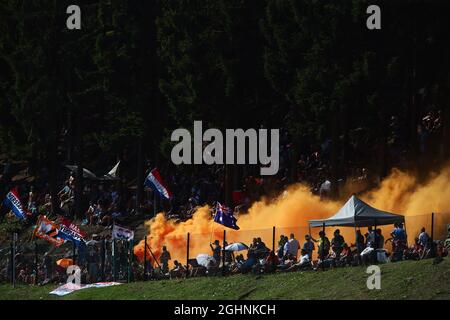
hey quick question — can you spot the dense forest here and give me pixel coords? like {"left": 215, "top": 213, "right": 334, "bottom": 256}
{"left": 0, "top": 0, "right": 449, "bottom": 212}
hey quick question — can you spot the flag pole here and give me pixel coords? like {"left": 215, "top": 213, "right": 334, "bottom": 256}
{"left": 222, "top": 229, "right": 226, "bottom": 276}
{"left": 186, "top": 233, "right": 190, "bottom": 278}
{"left": 144, "top": 236, "right": 147, "bottom": 281}
{"left": 153, "top": 192, "right": 157, "bottom": 217}
{"left": 210, "top": 203, "right": 217, "bottom": 244}
{"left": 112, "top": 238, "right": 116, "bottom": 281}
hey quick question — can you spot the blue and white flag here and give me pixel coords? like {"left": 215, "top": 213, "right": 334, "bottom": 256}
{"left": 57, "top": 218, "right": 86, "bottom": 247}
{"left": 144, "top": 168, "right": 172, "bottom": 200}
{"left": 3, "top": 188, "right": 28, "bottom": 220}
{"left": 213, "top": 202, "right": 239, "bottom": 230}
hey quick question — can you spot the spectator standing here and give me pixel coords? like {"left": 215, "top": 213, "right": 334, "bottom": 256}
{"left": 355, "top": 229, "right": 365, "bottom": 253}
{"left": 277, "top": 235, "right": 287, "bottom": 258}
{"left": 331, "top": 229, "right": 345, "bottom": 257}
{"left": 42, "top": 252, "right": 53, "bottom": 281}
{"left": 210, "top": 240, "right": 221, "bottom": 266}
{"left": 160, "top": 246, "right": 171, "bottom": 274}
{"left": 302, "top": 235, "right": 315, "bottom": 260}
{"left": 286, "top": 233, "right": 299, "bottom": 260}
{"left": 316, "top": 231, "right": 330, "bottom": 258}
{"left": 418, "top": 227, "right": 430, "bottom": 247}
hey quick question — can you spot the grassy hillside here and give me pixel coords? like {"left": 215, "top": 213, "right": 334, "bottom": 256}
{"left": 1, "top": 258, "right": 449, "bottom": 300}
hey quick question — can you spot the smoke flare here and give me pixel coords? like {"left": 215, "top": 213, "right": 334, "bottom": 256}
{"left": 134, "top": 165, "right": 450, "bottom": 265}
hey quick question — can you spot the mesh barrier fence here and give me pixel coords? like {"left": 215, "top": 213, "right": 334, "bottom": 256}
{"left": 1, "top": 212, "right": 449, "bottom": 286}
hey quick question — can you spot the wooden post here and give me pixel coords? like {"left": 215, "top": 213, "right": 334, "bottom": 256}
{"left": 12, "top": 233, "right": 17, "bottom": 288}
{"left": 112, "top": 238, "right": 116, "bottom": 281}
{"left": 146, "top": 243, "right": 161, "bottom": 269}
{"left": 431, "top": 212, "right": 435, "bottom": 241}
{"left": 272, "top": 226, "right": 276, "bottom": 271}
{"left": 272, "top": 226, "right": 275, "bottom": 254}
{"left": 186, "top": 233, "right": 190, "bottom": 278}
{"left": 354, "top": 225, "right": 360, "bottom": 265}
{"left": 101, "top": 239, "right": 105, "bottom": 281}
{"left": 321, "top": 223, "right": 325, "bottom": 271}
{"left": 222, "top": 230, "right": 226, "bottom": 276}
{"left": 373, "top": 219, "right": 378, "bottom": 264}
{"left": 126, "top": 240, "right": 130, "bottom": 283}
{"left": 144, "top": 236, "right": 147, "bottom": 281}
{"left": 374, "top": 219, "right": 377, "bottom": 249}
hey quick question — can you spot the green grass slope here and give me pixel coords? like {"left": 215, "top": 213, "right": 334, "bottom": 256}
{"left": 1, "top": 258, "right": 449, "bottom": 300}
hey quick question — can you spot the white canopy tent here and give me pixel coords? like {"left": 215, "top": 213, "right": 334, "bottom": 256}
{"left": 65, "top": 165, "right": 98, "bottom": 180}
{"left": 309, "top": 195, "right": 404, "bottom": 228}
{"left": 65, "top": 161, "right": 120, "bottom": 181}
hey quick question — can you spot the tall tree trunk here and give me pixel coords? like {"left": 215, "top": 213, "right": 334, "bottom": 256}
{"left": 330, "top": 108, "right": 340, "bottom": 199}
{"left": 74, "top": 112, "right": 84, "bottom": 221}
{"left": 378, "top": 98, "right": 389, "bottom": 179}
{"left": 48, "top": 141, "right": 59, "bottom": 217}
{"left": 136, "top": 137, "right": 144, "bottom": 215}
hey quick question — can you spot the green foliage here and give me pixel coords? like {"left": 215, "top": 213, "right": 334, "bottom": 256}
{"left": 0, "top": 0, "right": 448, "bottom": 177}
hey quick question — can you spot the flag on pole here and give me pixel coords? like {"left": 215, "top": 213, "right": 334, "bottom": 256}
{"left": 144, "top": 168, "right": 172, "bottom": 200}
{"left": 34, "top": 215, "right": 65, "bottom": 247}
{"left": 112, "top": 224, "right": 134, "bottom": 241}
{"left": 3, "top": 188, "right": 28, "bottom": 220}
{"left": 58, "top": 218, "right": 86, "bottom": 247}
{"left": 213, "top": 202, "right": 239, "bottom": 230}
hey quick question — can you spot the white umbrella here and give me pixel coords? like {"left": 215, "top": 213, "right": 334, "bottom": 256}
{"left": 196, "top": 254, "right": 216, "bottom": 267}
{"left": 225, "top": 242, "right": 249, "bottom": 252}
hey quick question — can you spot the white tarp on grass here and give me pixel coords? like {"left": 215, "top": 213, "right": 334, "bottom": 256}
{"left": 49, "top": 282, "right": 122, "bottom": 296}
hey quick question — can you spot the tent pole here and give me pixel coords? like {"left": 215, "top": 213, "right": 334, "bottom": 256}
{"left": 374, "top": 219, "right": 377, "bottom": 249}
{"left": 354, "top": 225, "right": 360, "bottom": 265}
{"left": 374, "top": 219, "right": 378, "bottom": 264}
{"left": 430, "top": 213, "right": 434, "bottom": 242}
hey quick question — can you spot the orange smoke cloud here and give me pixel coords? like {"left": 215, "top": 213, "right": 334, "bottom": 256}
{"left": 134, "top": 165, "right": 450, "bottom": 265}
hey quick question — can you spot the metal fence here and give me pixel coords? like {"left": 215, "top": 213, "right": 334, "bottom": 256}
{"left": 1, "top": 212, "right": 449, "bottom": 287}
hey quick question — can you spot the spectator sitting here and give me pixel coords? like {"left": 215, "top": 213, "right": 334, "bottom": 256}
{"left": 169, "top": 260, "right": 186, "bottom": 279}
{"left": 405, "top": 238, "right": 422, "bottom": 260}
{"left": 285, "top": 249, "right": 312, "bottom": 272}
{"left": 240, "top": 250, "right": 257, "bottom": 274}
{"left": 223, "top": 241, "right": 234, "bottom": 265}
{"left": 277, "top": 253, "right": 296, "bottom": 270}
{"left": 264, "top": 250, "right": 280, "bottom": 273}
{"left": 255, "top": 237, "right": 269, "bottom": 259}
